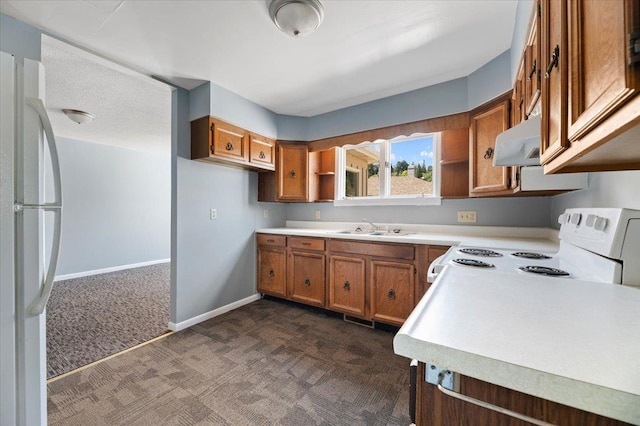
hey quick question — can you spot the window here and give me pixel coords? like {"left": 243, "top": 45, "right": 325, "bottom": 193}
{"left": 335, "top": 133, "right": 441, "bottom": 206}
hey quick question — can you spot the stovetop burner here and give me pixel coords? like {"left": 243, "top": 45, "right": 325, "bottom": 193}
{"left": 458, "top": 248, "right": 503, "bottom": 257}
{"left": 452, "top": 258, "right": 495, "bottom": 268}
{"left": 511, "top": 252, "right": 552, "bottom": 260}
{"left": 518, "top": 265, "right": 570, "bottom": 277}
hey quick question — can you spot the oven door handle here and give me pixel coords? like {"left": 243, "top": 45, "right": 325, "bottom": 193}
{"left": 427, "top": 254, "right": 446, "bottom": 284}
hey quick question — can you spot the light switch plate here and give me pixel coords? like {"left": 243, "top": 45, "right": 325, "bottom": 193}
{"left": 315, "top": 210, "right": 321, "bottom": 220}
{"left": 263, "top": 209, "right": 269, "bottom": 218}
{"left": 210, "top": 209, "right": 217, "bottom": 220}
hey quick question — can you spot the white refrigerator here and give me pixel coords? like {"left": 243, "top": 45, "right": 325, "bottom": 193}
{"left": 1, "top": 51, "right": 63, "bottom": 426}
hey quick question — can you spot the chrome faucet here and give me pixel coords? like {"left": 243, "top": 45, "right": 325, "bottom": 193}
{"left": 363, "top": 219, "right": 380, "bottom": 231}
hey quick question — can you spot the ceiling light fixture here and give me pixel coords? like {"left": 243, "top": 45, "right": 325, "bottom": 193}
{"left": 62, "top": 109, "right": 95, "bottom": 125}
{"left": 269, "top": 0, "right": 324, "bottom": 37}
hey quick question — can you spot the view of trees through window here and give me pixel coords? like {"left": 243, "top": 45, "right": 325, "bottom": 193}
{"left": 343, "top": 135, "right": 435, "bottom": 198}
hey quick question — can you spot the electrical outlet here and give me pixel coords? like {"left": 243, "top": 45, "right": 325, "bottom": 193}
{"left": 263, "top": 209, "right": 269, "bottom": 218}
{"left": 210, "top": 209, "right": 217, "bottom": 220}
{"left": 315, "top": 210, "right": 321, "bottom": 220}
{"left": 457, "top": 210, "right": 477, "bottom": 223}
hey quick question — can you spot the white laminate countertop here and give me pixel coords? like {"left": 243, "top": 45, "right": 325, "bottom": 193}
{"left": 393, "top": 266, "right": 640, "bottom": 424}
{"left": 256, "top": 221, "right": 560, "bottom": 252}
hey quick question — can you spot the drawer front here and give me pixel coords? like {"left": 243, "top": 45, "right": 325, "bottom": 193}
{"left": 428, "top": 246, "right": 449, "bottom": 262}
{"left": 257, "top": 233, "right": 286, "bottom": 248}
{"left": 288, "top": 237, "right": 325, "bottom": 251}
{"left": 212, "top": 120, "right": 247, "bottom": 161}
{"left": 328, "top": 240, "right": 414, "bottom": 260}
{"left": 250, "top": 134, "right": 275, "bottom": 167}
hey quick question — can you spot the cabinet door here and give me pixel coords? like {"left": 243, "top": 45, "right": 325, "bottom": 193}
{"left": 525, "top": 0, "right": 541, "bottom": 115}
{"left": 212, "top": 119, "right": 248, "bottom": 162}
{"left": 540, "top": 0, "right": 569, "bottom": 164}
{"left": 370, "top": 261, "right": 414, "bottom": 326}
{"left": 328, "top": 255, "right": 366, "bottom": 317}
{"left": 288, "top": 251, "right": 325, "bottom": 306}
{"left": 278, "top": 144, "right": 309, "bottom": 201}
{"left": 469, "top": 99, "right": 512, "bottom": 195}
{"left": 257, "top": 248, "right": 286, "bottom": 297}
{"left": 567, "top": 0, "right": 640, "bottom": 142}
{"left": 511, "top": 64, "right": 526, "bottom": 126}
{"left": 249, "top": 133, "right": 275, "bottom": 169}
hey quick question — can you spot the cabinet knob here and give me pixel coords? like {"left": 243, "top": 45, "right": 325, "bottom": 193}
{"left": 343, "top": 281, "right": 350, "bottom": 291}
{"left": 544, "top": 45, "right": 559, "bottom": 79}
{"left": 289, "top": 170, "right": 297, "bottom": 178}
{"left": 259, "top": 151, "right": 266, "bottom": 159}
{"left": 225, "top": 141, "right": 234, "bottom": 151}
{"left": 268, "top": 269, "right": 275, "bottom": 278}
{"left": 304, "top": 277, "right": 311, "bottom": 286}
{"left": 483, "top": 147, "right": 494, "bottom": 160}
{"left": 388, "top": 289, "right": 396, "bottom": 300}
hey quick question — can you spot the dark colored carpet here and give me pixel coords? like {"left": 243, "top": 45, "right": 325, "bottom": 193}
{"left": 47, "top": 262, "right": 170, "bottom": 378}
{"left": 47, "top": 298, "right": 411, "bottom": 425}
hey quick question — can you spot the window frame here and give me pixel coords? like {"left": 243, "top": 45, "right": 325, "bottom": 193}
{"left": 334, "top": 133, "right": 442, "bottom": 207}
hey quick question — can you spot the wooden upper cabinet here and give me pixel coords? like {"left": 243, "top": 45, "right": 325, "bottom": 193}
{"left": 469, "top": 96, "right": 513, "bottom": 196}
{"left": 277, "top": 143, "right": 310, "bottom": 201}
{"left": 525, "top": 0, "right": 541, "bottom": 115}
{"left": 440, "top": 128, "right": 469, "bottom": 198}
{"left": 249, "top": 133, "right": 275, "bottom": 170}
{"left": 567, "top": 0, "right": 639, "bottom": 142}
{"left": 191, "top": 116, "right": 275, "bottom": 171}
{"left": 512, "top": 63, "right": 526, "bottom": 126}
{"left": 540, "top": 0, "right": 569, "bottom": 165}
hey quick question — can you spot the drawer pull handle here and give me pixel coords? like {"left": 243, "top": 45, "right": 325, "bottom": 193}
{"left": 388, "top": 289, "right": 396, "bottom": 300}
{"left": 289, "top": 170, "right": 297, "bottom": 178}
{"left": 301, "top": 242, "right": 311, "bottom": 246}
{"left": 436, "top": 372, "right": 554, "bottom": 426}
{"left": 527, "top": 59, "right": 536, "bottom": 81}
{"left": 483, "top": 147, "right": 493, "bottom": 160}
{"left": 267, "top": 239, "right": 275, "bottom": 243}
{"left": 268, "top": 269, "right": 275, "bottom": 278}
{"left": 343, "top": 281, "right": 350, "bottom": 291}
{"left": 225, "top": 141, "right": 234, "bottom": 151}
{"left": 304, "top": 277, "right": 311, "bottom": 286}
{"left": 544, "top": 45, "right": 559, "bottom": 79}
{"left": 259, "top": 151, "right": 266, "bottom": 159}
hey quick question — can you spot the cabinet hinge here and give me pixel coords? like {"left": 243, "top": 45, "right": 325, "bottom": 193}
{"left": 210, "top": 123, "right": 215, "bottom": 132}
{"left": 414, "top": 267, "right": 417, "bottom": 274}
{"left": 537, "top": 2, "right": 541, "bottom": 18}
{"left": 507, "top": 177, "right": 512, "bottom": 187}
{"left": 516, "top": 172, "right": 520, "bottom": 183}
{"left": 629, "top": 32, "right": 640, "bottom": 65}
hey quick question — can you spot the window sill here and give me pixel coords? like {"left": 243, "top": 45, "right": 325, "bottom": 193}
{"left": 333, "top": 196, "right": 442, "bottom": 207}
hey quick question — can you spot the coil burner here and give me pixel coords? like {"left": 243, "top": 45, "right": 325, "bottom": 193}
{"left": 518, "top": 265, "right": 570, "bottom": 277}
{"left": 452, "top": 258, "right": 495, "bottom": 268}
{"left": 511, "top": 252, "right": 552, "bottom": 260}
{"left": 457, "top": 248, "right": 503, "bottom": 257}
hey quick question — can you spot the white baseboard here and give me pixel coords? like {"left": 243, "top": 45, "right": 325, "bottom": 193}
{"left": 54, "top": 258, "right": 171, "bottom": 282}
{"left": 168, "top": 294, "right": 261, "bottom": 332}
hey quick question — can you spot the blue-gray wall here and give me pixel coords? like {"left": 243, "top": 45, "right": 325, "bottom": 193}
{"left": 52, "top": 138, "right": 171, "bottom": 276}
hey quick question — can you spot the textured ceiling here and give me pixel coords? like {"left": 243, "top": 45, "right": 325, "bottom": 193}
{"left": 1, "top": 0, "right": 518, "bottom": 117}
{"left": 41, "top": 37, "right": 172, "bottom": 154}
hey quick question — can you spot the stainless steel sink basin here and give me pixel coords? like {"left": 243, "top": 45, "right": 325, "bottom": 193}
{"left": 329, "top": 230, "right": 415, "bottom": 237}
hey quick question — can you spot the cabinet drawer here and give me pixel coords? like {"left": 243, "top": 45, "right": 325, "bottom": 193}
{"left": 288, "top": 237, "right": 325, "bottom": 251}
{"left": 428, "top": 246, "right": 449, "bottom": 262}
{"left": 257, "top": 234, "right": 286, "bottom": 247}
{"left": 328, "top": 240, "right": 415, "bottom": 260}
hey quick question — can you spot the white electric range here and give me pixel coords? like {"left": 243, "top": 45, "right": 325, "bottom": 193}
{"left": 428, "top": 207, "right": 640, "bottom": 287}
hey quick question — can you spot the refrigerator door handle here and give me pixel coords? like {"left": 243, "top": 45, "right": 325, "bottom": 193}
{"left": 25, "top": 97, "right": 63, "bottom": 316}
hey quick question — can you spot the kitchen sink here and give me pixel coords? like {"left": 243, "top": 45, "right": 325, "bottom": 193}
{"left": 329, "top": 230, "right": 415, "bottom": 237}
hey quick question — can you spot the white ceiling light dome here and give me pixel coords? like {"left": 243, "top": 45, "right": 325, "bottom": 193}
{"left": 62, "top": 108, "right": 95, "bottom": 125}
{"left": 269, "top": 0, "right": 324, "bottom": 37}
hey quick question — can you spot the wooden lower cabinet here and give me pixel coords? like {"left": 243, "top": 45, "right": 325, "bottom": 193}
{"left": 257, "top": 248, "right": 286, "bottom": 297}
{"left": 415, "top": 363, "right": 632, "bottom": 426}
{"left": 328, "top": 255, "right": 366, "bottom": 316}
{"left": 288, "top": 250, "right": 325, "bottom": 307}
{"left": 370, "top": 260, "right": 414, "bottom": 326}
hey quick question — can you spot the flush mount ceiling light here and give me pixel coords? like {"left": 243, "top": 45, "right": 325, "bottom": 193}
{"left": 269, "top": 0, "right": 324, "bottom": 37}
{"left": 62, "top": 108, "right": 95, "bottom": 125}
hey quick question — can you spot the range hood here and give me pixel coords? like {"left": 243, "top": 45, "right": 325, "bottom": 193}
{"left": 493, "top": 115, "right": 541, "bottom": 166}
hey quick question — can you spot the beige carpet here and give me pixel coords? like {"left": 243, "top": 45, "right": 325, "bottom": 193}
{"left": 47, "top": 298, "right": 411, "bottom": 425}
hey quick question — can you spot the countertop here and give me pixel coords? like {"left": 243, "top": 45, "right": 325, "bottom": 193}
{"left": 257, "top": 221, "right": 560, "bottom": 252}
{"left": 393, "top": 266, "right": 640, "bottom": 424}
